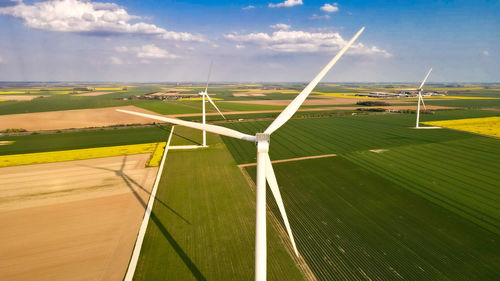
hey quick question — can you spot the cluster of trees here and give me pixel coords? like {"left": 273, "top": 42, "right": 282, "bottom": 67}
{"left": 356, "top": 101, "right": 390, "bottom": 106}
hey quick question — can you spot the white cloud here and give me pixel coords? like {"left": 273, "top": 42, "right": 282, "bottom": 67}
{"left": 224, "top": 29, "right": 391, "bottom": 57}
{"left": 136, "top": 44, "right": 177, "bottom": 59}
{"left": 115, "top": 46, "right": 128, "bottom": 53}
{"left": 320, "top": 3, "right": 339, "bottom": 13}
{"left": 268, "top": 0, "right": 302, "bottom": 8}
{"left": 242, "top": 5, "right": 255, "bottom": 10}
{"left": 115, "top": 44, "right": 179, "bottom": 61}
{"left": 270, "top": 23, "right": 291, "bottom": 30}
{"left": 310, "top": 14, "right": 331, "bottom": 20}
{"left": 482, "top": 50, "right": 489, "bottom": 56}
{"left": 109, "top": 56, "right": 123, "bottom": 65}
{"left": 0, "top": 0, "right": 204, "bottom": 41}
{"left": 236, "top": 44, "right": 245, "bottom": 49}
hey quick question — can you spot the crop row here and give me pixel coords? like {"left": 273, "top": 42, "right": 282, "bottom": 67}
{"left": 343, "top": 137, "right": 500, "bottom": 235}
{"left": 250, "top": 157, "right": 499, "bottom": 280}
{"left": 134, "top": 135, "right": 303, "bottom": 280}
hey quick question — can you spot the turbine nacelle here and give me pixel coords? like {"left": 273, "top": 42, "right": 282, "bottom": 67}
{"left": 255, "top": 133, "right": 270, "bottom": 150}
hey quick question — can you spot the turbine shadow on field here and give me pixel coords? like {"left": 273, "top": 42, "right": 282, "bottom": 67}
{"left": 172, "top": 131, "right": 202, "bottom": 145}
{"left": 110, "top": 156, "right": 204, "bottom": 280}
{"left": 81, "top": 157, "right": 205, "bottom": 279}
{"left": 158, "top": 124, "right": 201, "bottom": 145}
{"left": 80, "top": 156, "right": 191, "bottom": 225}
{"left": 149, "top": 211, "right": 207, "bottom": 281}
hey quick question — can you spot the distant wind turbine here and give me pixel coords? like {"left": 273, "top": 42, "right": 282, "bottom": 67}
{"left": 415, "top": 68, "right": 432, "bottom": 128}
{"left": 200, "top": 61, "right": 225, "bottom": 146}
{"left": 117, "top": 26, "right": 365, "bottom": 281}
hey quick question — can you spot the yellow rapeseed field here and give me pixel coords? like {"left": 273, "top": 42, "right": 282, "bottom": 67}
{"left": 146, "top": 142, "right": 167, "bottom": 167}
{"left": 423, "top": 116, "right": 500, "bottom": 138}
{"left": 0, "top": 142, "right": 163, "bottom": 167}
{"left": 0, "top": 91, "right": 26, "bottom": 94}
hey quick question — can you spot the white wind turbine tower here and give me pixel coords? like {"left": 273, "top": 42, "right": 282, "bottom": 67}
{"left": 117, "top": 27, "right": 364, "bottom": 281}
{"left": 415, "top": 68, "right": 432, "bottom": 128}
{"left": 200, "top": 61, "right": 226, "bottom": 147}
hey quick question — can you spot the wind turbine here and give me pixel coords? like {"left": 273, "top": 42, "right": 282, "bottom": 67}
{"left": 415, "top": 68, "right": 432, "bottom": 128}
{"left": 199, "top": 61, "right": 226, "bottom": 147}
{"left": 117, "top": 26, "right": 365, "bottom": 281}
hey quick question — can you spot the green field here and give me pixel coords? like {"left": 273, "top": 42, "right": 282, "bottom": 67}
{"left": 135, "top": 100, "right": 201, "bottom": 115}
{"left": 133, "top": 131, "right": 304, "bottom": 280}
{"left": 245, "top": 157, "right": 499, "bottom": 280}
{"left": 218, "top": 111, "right": 499, "bottom": 279}
{"left": 220, "top": 112, "right": 498, "bottom": 164}
{"left": 0, "top": 94, "right": 146, "bottom": 115}
{"left": 426, "top": 98, "right": 500, "bottom": 108}
{"left": 0, "top": 126, "right": 171, "bottom": 155}
{"left": 179, "top": 109, "right": 356, "bottom": 122}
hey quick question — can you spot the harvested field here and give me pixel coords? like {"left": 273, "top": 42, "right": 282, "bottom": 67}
{"left": 0, "top": 154, "right": 158, "bottom": 281}
{"left": 0, "top": 95, "right": 46, "bottom": 101}
{"left": 74, "top": 92, "right": 112, "bottom": 96}
{"left": 0, "top": 105, "right": 159, "bottom": 131}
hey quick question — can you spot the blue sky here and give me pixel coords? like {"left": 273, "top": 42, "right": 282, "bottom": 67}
{"left": 0, "top": 0, "right": 498, "bottom": 82}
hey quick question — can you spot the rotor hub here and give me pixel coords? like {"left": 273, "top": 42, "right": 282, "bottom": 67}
{"left": 255, "top": 133, "right": 270, "bottom": 143}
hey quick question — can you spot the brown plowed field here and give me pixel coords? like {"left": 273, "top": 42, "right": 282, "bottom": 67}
{"left": 0, "top": 95, "right": 46, "bottom": 101}
{"left": 0, "top": 154, "right": 158, "bottom": 281}
{"left": 0, "top": 105, "right": 158, "bottom": 131}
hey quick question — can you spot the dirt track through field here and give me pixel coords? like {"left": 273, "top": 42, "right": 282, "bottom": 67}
{"left": 238, "top": 154, "right": 337, "bottom": 168}
{"left": 0, "top": 154, "right": 158, "bottom": 281}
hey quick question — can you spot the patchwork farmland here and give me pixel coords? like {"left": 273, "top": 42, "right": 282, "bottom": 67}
{"left": 0, "top": 82, "right": 498, "bottom": 280}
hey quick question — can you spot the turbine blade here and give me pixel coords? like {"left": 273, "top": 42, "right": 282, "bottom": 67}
{"left": 418, "top": 68, "right": 433, "bottom": 90}
{"left": 116, "top": 109, "right": 255, "bottom": 142}
{"left": 206, "top": 94, "right": 226, "bottom": 119}
{"left": 421, "top": 94, "right": 427, "bottom": 110}
{"left": 205, "top": 60, "right": 213, "bottom": 94}
{"left": 264, "top": 27, "right": 365, "bottom": 135}
{"left": 264, "top": 153, "right": 298, "bottom": 256}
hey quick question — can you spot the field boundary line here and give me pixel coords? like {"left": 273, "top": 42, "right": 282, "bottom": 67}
{"left": 124, "top": 126, "right": 175, "bottom": 281}
{"left": 237, "top": 166, "right": 318, "bottom": 281}
{"left": 168, "top": 145, "right": 203, "bottom": 150}
{"left": 238, "top": 154, "right": 337, "bottom": 168}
